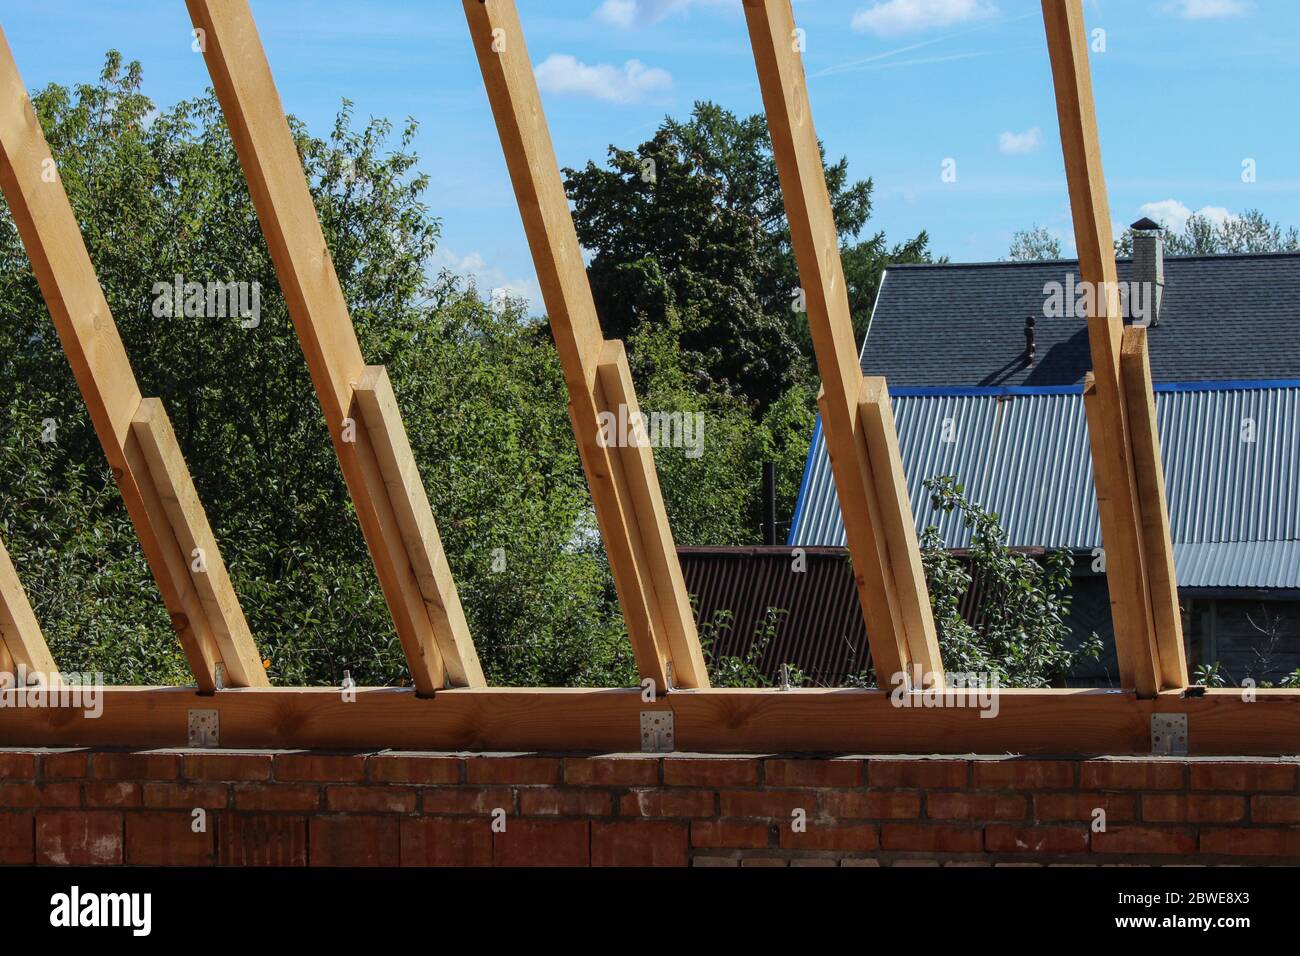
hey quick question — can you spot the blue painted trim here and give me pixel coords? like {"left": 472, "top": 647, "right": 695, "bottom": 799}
{"left": 787, "top": 414, "right": 821, "bottom": 546}
{"left": 887, "top": 379, "right": 1300, "bottom": 398}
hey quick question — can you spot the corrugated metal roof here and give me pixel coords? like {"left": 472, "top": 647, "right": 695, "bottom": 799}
{"left": 790, "top": 385, "right": 1300, "bottom": 589}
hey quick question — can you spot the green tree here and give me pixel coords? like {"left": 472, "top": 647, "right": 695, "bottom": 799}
{"left": 1115, "top": 208, "right": 1300, "bottom": 256}
{"left": 1007, "top": 225, "right": 1063, "bottom": 261}
{"left": 0, "top": 53, "right": 635, "bottom": 688}
{"left": 566, "top": 101, "right": 935, "bottom": 411}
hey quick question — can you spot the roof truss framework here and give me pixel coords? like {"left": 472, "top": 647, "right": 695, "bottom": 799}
{"left": 0, "top": 0, "right": 1268, "bottom": 756}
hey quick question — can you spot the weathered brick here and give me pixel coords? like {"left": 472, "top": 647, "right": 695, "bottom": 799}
{"left": 84, "top": 781, "right": 142, "bottom": 808}
{"left": 310, "top": 814, "right": 399, "bottom": 866}
{"left": 973, "top": 760, "right": 1075, "bottom": 790}
{"left": 820, "top": 790, "right": 921, "bottom": 820}
{"left": 619, "top": 788, "right": 715, "bottom": 818}
{"left": 421, "top": 786, "right": 514, "bottom": 816}
{"left": 125, "top": 811, "right": 214, "bottom": 865}
{"left": 1201, "top": 827, "right": 1300, "bottom": 858}
{"left": 881, "top": 824, "right": 983, "bottom": 853}
{"left": 868, "top": 759, "right": 968, "bottom": 789}
{"left": 1142, "top": 794, "right": 1245, "bottom": 823}
{"left": 0, "top": 812, "right": 33, "bottom": 864}
{"left": 764, "top": 758, "right": 862, "bottom": 788}
{"left": 325, "top": 785, "right": 417, "bottom": 814}
{"left": 986, "top": 825, "right": 1088, "bottom": 854}
{"left": 1034, "top": 792, "right": 1137, "bottom": 823}
{"left": 276, "top": 753, "right": 366, "bottom": 782}
{"left": 401, "top": 816, "right": 493, "bottom": 866}
{"left": 368, "top": 753, "right": 463, "bottom": 785}
{"left": 184, "top": 752, "right": 274, "bottom": 782}
{"left": 780, "top": 823, "right": 878, "bottom": 852}
{"left": 465, "top": 756, "right": 561, "bottom": 786}
{"left": 0, "top": 752, "right": 37, "bottom": 778}
{"left": 90, "top": 752, "right": 180, "bottom": 780}
{"left": 592, "top": 820, "right": 687, "bottom": 866}
{"left": 1190, "top": 762, "right": 1296, "bottom": 792}
{"left": 219, "top": 813, "right": 307, "bottom": 865}
{"left": 35, "top": 810, "right": 122, "bottom": 865}
{"left": 494, "top": 818, "right": 589, "bottom": 866}
{"left": 1092, "top": 826, "right": 1196, "bottom": 855}
{"left": 1249, "top": 795, "right": 1300, "bottom": 824}
{"left": 563, "top": 756, "right": 660, "bottom": 787}
{"left": 927, "top": 792, "right": 1027, "bottom": 821}
{"left": 719, "top": 789, "right": 817, "bottom": 820}
{"left": 232, "top": 783, "right": 321, "bottom": 812}
{"left": 690, "top": 820, "right": 772, "bottom": 849}
{"left": 0, "top": 781, "right": 80, "bottom": 808}
{"left": 143, "top": 781, "right": 229, "bottom": 810}
{"left": 663, "top": 757, "right": 758, "bottom": 788}
{"left": 519, "top": 788, "right": 615, "bottom": 817}
{"left": 40, "top": 752, "right": 88, "bottom": 779}
{"left": 1080, "top": 760, "right": 1184, "bottom": 791}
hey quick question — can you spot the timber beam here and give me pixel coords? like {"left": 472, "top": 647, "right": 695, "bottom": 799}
{"left": 0, "top": 26, "right": 265, "bottom": 691}
{"left": 0, "top": 532, "right": 57, "bottom": 680}
{"left": 2, "top": 685, "right": 1298, "bottom": 755}
{"left": 745, "top": 0, "right": 944, "bottom": 689}
{"left": 462, "top": 0, "right": 708, "bottom": 690}
{"left": 1043, "top": 0, "right": 1188, "bottom": 696}
{"left": 185, "top": 0, "right": 484, "bottom": 692}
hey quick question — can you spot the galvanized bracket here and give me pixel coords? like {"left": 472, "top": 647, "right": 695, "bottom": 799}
{"left": 1151, "top": 713, "right": 1187, "bottom": 755}
{"left": 640, "top": 710, "right": 674, "bottom": 753}
{"left": 188, "top": 708, "right": 220, "bottom": 748}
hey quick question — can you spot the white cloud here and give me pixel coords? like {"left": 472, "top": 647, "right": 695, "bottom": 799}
{"left": 998, "top": 126, "right": 1042, "bottom": 155}
{"left": 434, "top": 248, "right": 542, "bottom": 314}
{"left": 1138, "top": 199, "right": 1236, "bottom": 234}
{"left": 534, "top": 54, "right": 672, "bottom": 104}
{"left": 1162, "top": 0, "right": 1252, "bottom": 19}
{"left": 852, "top": 0, "right": 999, "bottom": 36}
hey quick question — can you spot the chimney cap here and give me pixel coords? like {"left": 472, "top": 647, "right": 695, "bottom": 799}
{"left": 1131, "top": 216, "right": 1162, "bottom": 232}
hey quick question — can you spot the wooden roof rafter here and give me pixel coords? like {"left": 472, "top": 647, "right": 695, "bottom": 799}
{"left": 0, "top": 27, "right": 266, "bottom": 692}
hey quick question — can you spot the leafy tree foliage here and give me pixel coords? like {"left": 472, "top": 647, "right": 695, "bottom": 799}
{"left": 565, "top": 102, "right": 935, "bottom": 411}
{"left": 0, "top": 54, "right": 637, "bottom": 687}
{"left": 1115, "top": 208, "right": 1300, "bottom": 256}
{"left": 1007, "top": 225, "right": 1063, "bottom": 261}
{"left": 919, "top": 477, "right": 1101, "bottom": 687}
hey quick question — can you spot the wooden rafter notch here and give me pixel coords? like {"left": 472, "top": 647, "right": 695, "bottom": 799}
{"left": 186, "top": 0, "right": 483, "bottom": 692}
{"left": 0, "top": 533, "right": 57, "bottom": 682}
{"left": 1043, "top": 0, "right": 1187, "bottom": 695}
{"left": 462, "top": 0, "right": 708, "bottom": 690}
{"left": 744, "top": 0, "right": 944, "bottom": 690}
{"left": 0, "top": 26, "right": 265, "bottom": 691}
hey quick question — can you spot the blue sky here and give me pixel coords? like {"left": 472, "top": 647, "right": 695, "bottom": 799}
{"left": 4, "top": 0, "right": 1297, "bottom": 312}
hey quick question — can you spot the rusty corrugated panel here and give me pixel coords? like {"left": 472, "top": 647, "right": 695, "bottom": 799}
{"left": 678, "top": 546, "right": 869, "bottom": 687}
{"left": 678, "top": 545, "right": 1051, "bottom": 686}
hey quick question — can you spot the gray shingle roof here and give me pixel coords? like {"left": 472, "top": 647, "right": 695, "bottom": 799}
{"left": 863, "top": 253, "right": 1300, "bottom": 386}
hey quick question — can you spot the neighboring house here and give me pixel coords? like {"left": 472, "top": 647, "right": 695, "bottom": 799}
{"left": 789, "top": 227, "right": 1300, "bottom": 686}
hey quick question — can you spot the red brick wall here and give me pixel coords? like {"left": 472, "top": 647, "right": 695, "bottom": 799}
{"left": 1, "top": 750, "right": 1296, "bottom": 866}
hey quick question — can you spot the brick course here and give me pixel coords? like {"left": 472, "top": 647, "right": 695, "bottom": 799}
{"left": 0, "top": 749, "right": 1296, "bottom": 866}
